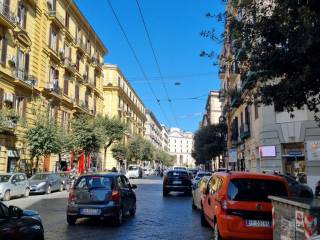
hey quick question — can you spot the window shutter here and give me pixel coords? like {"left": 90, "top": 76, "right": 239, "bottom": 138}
{"left": 23, "top": 7, "right": 27, "bottom": 29}
{"left": 1, "top": 38, "right": 7, "bottom": 64}
{"left": 24, "top": 53, "right": 29, "bottom": 76}
{"left": 22, "top": 98, "right": 27, "bottom": 118}
{"left": 0, "top": 88, "right": 3, "bottom": 109}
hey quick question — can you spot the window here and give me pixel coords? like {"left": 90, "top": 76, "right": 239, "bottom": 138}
{"left": 93, "top": 96, "right": 97, "bottom": 115}
{"left": 16, "top": 49, "right": 29, "bottom": 80}
{"left": 49, "top": 67, "right": 59, "bottom": 89}
{"left": 15, "top": 96, "right": 27, "bottom": 118}
{"left": 0, "top": 36, "right": 8, "bottom": 64}
{"left": 49, "top": 26, "right": 59, "bottom": 52}
{"left": 76, "top": 51, "right": 81, "bottom": 71}
{"left": 254, "top": 103, "right": 259, "bottom": 119}
{"left": 120, "top": 176, "right": 130, "bottom": 189}
{"left": 75, "top": 84, "right": 79, "bottom": 102}
{"left": 65, "top": 12, "right": 69, "bottom": 29}
{"left": 85, "top": 64, "right": 89, "bottom": 81}
{"left": 64, "top": 43, "right": 71, "bottom": 61}
{"left": 63, "top": 74, "right": 68, "bottom": 95}
{"left": 47, "top": 0, "right": 56, "bottom": 11}
{"left": 94, "top": 71, "right": 97, "bottom": 87}
{"left": 17, "top": 4, "right": 27, "bottom": 29}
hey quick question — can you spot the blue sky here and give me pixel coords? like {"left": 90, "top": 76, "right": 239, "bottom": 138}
{"left": 75, "top": 0, "right": 225, "bottom": 132}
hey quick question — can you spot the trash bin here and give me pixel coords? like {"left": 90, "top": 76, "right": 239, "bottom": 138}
{"left": 269, "top": 196, "right": 320, "bottom": 240}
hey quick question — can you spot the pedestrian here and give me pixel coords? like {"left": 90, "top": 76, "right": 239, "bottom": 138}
{"left": 315, "top": 180, "right": 320, "bottom": 198}
{"left": 111, "top": 167, "right": 117, "bottom": 172}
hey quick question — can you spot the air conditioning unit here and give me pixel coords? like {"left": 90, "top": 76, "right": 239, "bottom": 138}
{"left": 3, "top": 93, "right": 14, "bottom": 103}
{"left": 45, "top": 83, "right": 54, "bottom": 90}
{"left": 8, "top": 55, "right": 16, "bottom": 65}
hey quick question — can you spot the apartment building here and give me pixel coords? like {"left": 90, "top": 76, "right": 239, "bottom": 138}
{"left": 161, "top": 124, "right": 169, "bottom": 152}
{"left": 145, "top": 109, "right": 162, "bottom": 149}
{"left": 168, "top": 128, "right": 195, "bottom": 167}
{"left": 102, "top": 64, "right": 146, "bottom": 169}
{"left": 219, "top": 0, "right": 320, "bottom": 191}
{"left": 0, "top": 0, "right": 107, "bottom": 173}
{"left": 201, "top": 90, "right": 221, "bottom": 127}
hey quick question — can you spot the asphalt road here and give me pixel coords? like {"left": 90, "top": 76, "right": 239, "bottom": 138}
{"left": 6, "top": 176, "right": 213, "bottom": 240}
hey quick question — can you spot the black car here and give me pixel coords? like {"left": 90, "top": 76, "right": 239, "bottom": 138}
{"left": 67, "top": 172, "right": 137, "bottom": 226}
{"left": 280, "top": 173, "right": 313, "bottom": 198}
{"left": 163, "top": 170, "right": 192, "bottom": 196}
{"left": 0, "top": 202, "right": 44, "bottom": 240}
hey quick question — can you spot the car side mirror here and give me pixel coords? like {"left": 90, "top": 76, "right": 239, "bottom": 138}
{"left": 12, "top": 179, "right": 16, "bottom": 184}
{"left": 131, "top": 184, "right": 137, "bottom": 189}
{"left": 202, "top": 186, "right": 208, "bottom": 195}
{"left": 9, "top": 206, "right": 23, "bottom": 218}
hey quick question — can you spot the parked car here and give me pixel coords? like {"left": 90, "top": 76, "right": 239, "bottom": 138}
{"left": 58, "top": 172, "right": 70, "bottom": 190}
{"left": 67, "top": 172, "right": 137, "bottom": 226}
{"left": 173, "top": 166, "right": 188, "bottom": 171}
{"left": 126, "top": 165, "right": 143, "bottom": 179}
{"left": 193, "top": 171, "right": 212, "bottom": 184}
{"left": 29, "top": 172, "right": 64, "bottom": 194}
{"left": 0, "top": 173, "right": 30, "bottom": 201}
{"left": 192, "top": 176, "right": 210, "bottom": 210}
{"left": 201, "top": 171, "right": 290, "bottom": 240}
{"left": 315, "top": 180, "right": 320, "bottom": 198}
{"left": 0, "top": 201, "right": 44, "bottom": 240}
{"left": 163, "top": 170, "right": 192, "bottom": 196}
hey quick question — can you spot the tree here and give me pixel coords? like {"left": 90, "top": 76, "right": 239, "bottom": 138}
{"left": 127, "top": 135, "right": 144, "bottom": 163}
{"left": 0, "top": 108, "right": 19, "bottom": 133}
{"left": 155, "top": 149, "right": 174, "bottom": 168}
{"left": 111, "top": 143, "right": 128, "bottom": 165}
{"left": 192, "top": 123, "right": 227, "bottom": 168}
{"left": 25, "top": 119, "right": 60, "bottom": 173}
{"left": 95, "top": 116, "right": 127, "bottom": 168}
{"left": 205, "top": 0, "right": 320, "bottom": 118}
{"left": 140, "top": 140, "right": 154, "bottom": 163}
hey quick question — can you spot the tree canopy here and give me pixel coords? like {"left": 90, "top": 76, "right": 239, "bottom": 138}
{"left": 192, "top": 123, "right": 227, "bottom": 166}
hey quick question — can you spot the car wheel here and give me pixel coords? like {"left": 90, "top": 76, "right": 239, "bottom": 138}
{"left": 163, "top": 189, "right": 169, "bottom": 197}
{"left": 192, "top": 199, "right": 197, "bottom": 210}
{"left": 213, "top": 222, "right": 223, "bottom": 240}
{"left": 3, "top": 190, "right": 10, "bottom": 201}
{"left": 46, "top": 185, "right": 51, "bottom": 194}
{"left": 67, "top": 215, "right": 77, "bottom": 225}
{"left": 113, "top": 208, "right": 123, "bottom": 226}
{"left": 59, "top": 184, "right": 64, "bottom": 192}
{"left": 24, "top": 188, "right": 30, "bottom": 197}
{"left": 129, "top": 203, "right": 136, "bottom": 217}
{"left": 201, "top": 209, "right": 209, "bottom": 227}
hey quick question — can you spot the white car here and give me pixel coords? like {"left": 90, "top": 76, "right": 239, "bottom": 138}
{"left": 0, "top": 173, "right": 30, "bottom": 201}
{"left": 126, "top": 165, "right": 143, "bottom": 179}
{"left": 173, "top": 166, "right": 187, "bottom": 171}
{"left": 192, "top": 171, "right": 212, "bottom": 184}
{"left": 192, "top": 176, "right": 210, "bottom": 210}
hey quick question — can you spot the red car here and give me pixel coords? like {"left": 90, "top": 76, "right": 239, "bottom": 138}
{"left": 201, "top": 171, "right": 290, "bottom": 240}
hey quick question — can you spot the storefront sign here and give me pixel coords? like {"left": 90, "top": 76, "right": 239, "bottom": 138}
{"left": 306, "top": 141, "right": 320, "bottom": 161}
{"left": 295, "top": 210, "right": 304, "bottom": 233}
{"left": 228, "top": 148, "right": 237, "bottom": 163}
{"left": 288, "top": 150, "right": 303, "bottom": 156}
{"left": 259, "top": 146, "right": 276, "bottom": 157}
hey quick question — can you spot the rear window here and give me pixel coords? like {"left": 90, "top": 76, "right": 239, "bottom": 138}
{"left": 129, "top": 166, "right": 138, "bottom": 170}
{"left": 75, "top": 176, "right": 113, "bottom": 190}
{"left": 197, "top": 173, "right": 211, "bottom": 178}
{"left": 228, "top": 178, "right": 288, "bottom": 202}
{"left": 167, "top": 171, "right": 188, "bottom": 177}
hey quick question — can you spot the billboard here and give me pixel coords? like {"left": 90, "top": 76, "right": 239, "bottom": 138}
{"left": 259, "top": 146, "right": 276, "bottom": 157}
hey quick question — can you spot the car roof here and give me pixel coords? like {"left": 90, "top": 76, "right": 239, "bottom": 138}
{"left": 167, "top": 169, "right": 188, "bottom": 173}
{"left": 81, "top": 172, "right": 123, "bottom": 177}
{"left": 215, "top": 171, "right": 287, "bottom": 182}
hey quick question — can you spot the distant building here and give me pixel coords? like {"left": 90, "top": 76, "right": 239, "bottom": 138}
{"left": 201, "top": 91, "right": 222, "bottom": 127}
{"left": 145, "top": 110, "right": 162, "bottom": 149}
{"left": 168, "top": 128, "right": 195, "bottom": 167}
{"left": 161, "top": 124, "right": 169, "bottom": 152}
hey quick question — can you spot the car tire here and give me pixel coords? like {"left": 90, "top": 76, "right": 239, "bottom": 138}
{"left": 3, "top": 190, "right": 10, "bottom": 201}
{"left": 46, "top": 185, "right": 51, "bottom": 194}
{"left": 24, "top": 188, "right": 30, "bottom": 197}
{"left": 201, "top": 209, "right": 209, "bottom": 227}
{"left": 113, "top": 208, "right": 123, "bottom": 226}
{"left": 192, "top": 199, "right": 197, "bottom": 210}
{"left": 59, "top": 184, "right": 64, "bottom": 192}
{"left": 163, "top": 189, "right": 169, "bottom": 197}
{"left": 213, "top": 222, "right": 223, "bottom": 240}
{"left": 129, "top": 203, "right": 136, "bottom": 217}
{"left": 67, "top": 215, "right": 77, "bottom": 225}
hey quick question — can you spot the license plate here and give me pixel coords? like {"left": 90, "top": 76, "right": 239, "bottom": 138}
{"left": 245, "top": 220, "right": 271, "bottom": 227}
{"left": 80, "top": 208, "right": 101, "bottom": 216}
{"left": 173, "top": 181, "right": 182, "bottom": 184}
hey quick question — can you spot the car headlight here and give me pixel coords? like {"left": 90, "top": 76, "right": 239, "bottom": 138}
{"left": 37, "top": 182, "right": 46, "bottom": 188}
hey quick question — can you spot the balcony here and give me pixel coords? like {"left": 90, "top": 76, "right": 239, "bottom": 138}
{"left": 75, "top": 38, "right": 86, "bottom": 55}
{"left": 44, "top": 79, "right": 62, "bottom": 97}
{"left": 240, "top": 124, "right": 250, "bottom": 140}
{"left": 63, "top": 58, "right": 76, "bottom": 73}
{"left": 0, "top": 3, "right": 16, "bottom": 29}
{"left": 85, "top": 77, "right": 96, "bottom": 90}
{"left": 91, "top": 57, "right": 103, "bottom": 71}
{"left": 48, "top": 10, "right": 65, "bottom": 29}
{"left": 15, "top": 69, "right": 38, "bottom": 88}
{"left": 48, "top": 47, "right": 60, "bottom": 63}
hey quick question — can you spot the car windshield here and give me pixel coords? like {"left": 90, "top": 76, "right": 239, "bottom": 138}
{"left": 197, "top": 173, "right": 211, "bottom": 178}
{"left": 228, "top": 178, "right": 288, "bottom": 202}
{"left": 30, "top": 174, "right": 49, "bottom": 180}
{"left": 167, "top": 171, "right": 188, "bottom": 177}
{"left": 75, "top": 175, "right": 113, "bottom": 190}
{"left": 0, "top": 175, "right": 11, "bottom": 182}
{"left": 174, "top": 167, "right": 186, "bottom": 170}
{"left": 129, "top": 166, "right": 138, "bottom": 170}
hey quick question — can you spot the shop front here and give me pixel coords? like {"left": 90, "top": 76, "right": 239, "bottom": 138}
{"left": 6, "top": 149, "right": 20, "bottom": 173}
{"left": 282, "top": 143, "right": 306, "bottom": 180}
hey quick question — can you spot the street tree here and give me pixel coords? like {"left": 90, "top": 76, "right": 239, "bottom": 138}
{"left": 95, "top": 116, "right": 127, "bottom": 167}
{"left": 192, "top": 123, "right": 227, "bottom": 168}
{"left": 25, "top": 119, "right": 60, "bottom": 173}
{"left": 127, "top": 135, "right": 144, "bottom": 164}
{"left": 111, "top": 143, "right": 128, "bottom": 165}
{"left": 203, "top": 0, "right": 320, "bottom": 118}
{"left": 140, "top": 139, "right": 154, "bottom": 163}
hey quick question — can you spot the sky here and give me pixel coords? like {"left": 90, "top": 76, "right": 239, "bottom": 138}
{"left": 75, "top": 0, "right": 225, "bottom": 132}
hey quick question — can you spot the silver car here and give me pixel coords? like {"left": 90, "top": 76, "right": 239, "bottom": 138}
{"left": 192, "top": 176, "right": 210, "bottom": 210}
{"left": 29, "top": 173, "right": 63, "bottom": 194}
{"left": 0, "top": 173, "right": 30, "bottom": 201}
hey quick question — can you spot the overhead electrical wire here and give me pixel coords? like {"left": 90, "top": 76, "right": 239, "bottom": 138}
{"left": 134, "top": 0, "right": 179, "bottom": 127}
{"left": 106, "top": 0, "right": 172, "bottom": 126}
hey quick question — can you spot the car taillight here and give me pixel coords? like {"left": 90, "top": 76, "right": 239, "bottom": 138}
{"left": 68, "top": 189, "right": 76, "bottom": 202}
{"left": 110, "top": 190, "right": 120, "bottom": 202}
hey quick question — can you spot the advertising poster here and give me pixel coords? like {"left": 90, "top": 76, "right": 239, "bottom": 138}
{"left": 295, "top": 210, "right": 304, "bottom": 233}
{"left": 280, "top": 218, "right": 295, "bottom": 240}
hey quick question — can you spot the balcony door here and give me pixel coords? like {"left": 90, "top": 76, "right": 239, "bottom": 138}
{"left": 16, "top": 49, "right": 29, "bottom": 80}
